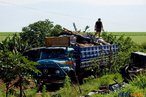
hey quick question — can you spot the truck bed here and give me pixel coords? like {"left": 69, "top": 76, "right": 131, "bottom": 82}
{"left": 74, "top": 44, "right": 118, "bottom": 68}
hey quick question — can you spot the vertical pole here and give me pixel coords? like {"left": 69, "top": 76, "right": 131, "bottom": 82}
{"left": 19, "top": 75, "right": 23, "bottom": 97}
{"left": 109, "top": 45, "right": 113, "bottom": 73}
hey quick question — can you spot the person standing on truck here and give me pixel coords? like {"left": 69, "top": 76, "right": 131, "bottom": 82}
{"left": 94, "top": 18, "right": 104, "bottom": 37}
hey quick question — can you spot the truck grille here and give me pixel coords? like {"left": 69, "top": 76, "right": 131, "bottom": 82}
{"left": 40, "top": 68, "right": 58, "bottom": 75}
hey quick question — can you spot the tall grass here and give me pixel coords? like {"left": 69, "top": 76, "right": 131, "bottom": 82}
{"left": 55, "top": 76, "right": 79, "bottom": 97}
{"left": 24, "top": 88, "right": 38, "bottom": 97}
{"left": 0, "top": 73, "right": 145, "bottom": 97}
{"left": 79, "top": 73, "right": 123, "bottom": 96}
{"left": 130, "top": 73, "right": 146, "bottom": 90}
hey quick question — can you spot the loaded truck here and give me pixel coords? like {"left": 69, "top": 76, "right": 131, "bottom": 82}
{"left": 24, "top": 36, "right": 118, "bottom": 85}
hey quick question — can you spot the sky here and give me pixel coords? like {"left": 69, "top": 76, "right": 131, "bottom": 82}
{"left": 0, "top": 0, "right": 146, "bottom": 32}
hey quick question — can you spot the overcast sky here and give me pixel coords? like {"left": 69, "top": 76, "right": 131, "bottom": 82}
{"left": 0, "top": 0, "right": 146, "bottom": 32}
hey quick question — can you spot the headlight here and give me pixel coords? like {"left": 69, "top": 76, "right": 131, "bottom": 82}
{"left": 55, "top": 70, "right": 60, "bottom": 74}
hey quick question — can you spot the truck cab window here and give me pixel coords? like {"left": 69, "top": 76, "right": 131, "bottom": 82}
{"left": 40, "top": 49, "right": 67, "bottom": 59}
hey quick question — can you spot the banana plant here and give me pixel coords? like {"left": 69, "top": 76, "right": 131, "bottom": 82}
{"left": 73, "top": 22, "right": 89, "bottom": 33}
{"left": 0, "top": 34, "right": 31, "bottom": 54}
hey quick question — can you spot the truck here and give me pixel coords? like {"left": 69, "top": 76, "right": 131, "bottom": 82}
{"left": 24, "top": 36, "right": 118, "bottom": 85}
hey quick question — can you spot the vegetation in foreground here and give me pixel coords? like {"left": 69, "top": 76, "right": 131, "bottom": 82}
{"left": 0, "top": 73, "right": 146, "bottom": 97}
{"left": 0, "top": 19, "right": 146, "bottom": 97}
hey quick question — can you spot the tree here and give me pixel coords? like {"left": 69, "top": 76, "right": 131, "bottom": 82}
{"left": 0, "top": 51, "right": 38, "bottom": 97}
{"left": 20, "top": 19, "right": 63, "bottom": 48}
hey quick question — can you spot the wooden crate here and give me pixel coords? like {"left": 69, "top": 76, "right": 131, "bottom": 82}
{"left": 45, "top": 37, "right": 70, "bottom": 47}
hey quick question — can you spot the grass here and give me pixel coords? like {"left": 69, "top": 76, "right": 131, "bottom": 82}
{"left": 129, "top": 36, "right": 146, "bottom": 45}
{"left": 0, "top": 32, "right": 19, "bottom": 41}
{"left": 109, "top": 32, "right": 146, "bottom": 36}
{"left": 53, "top": 73, "right": 124, "bottom": 97}
{"left": 0, "top": 73, "right": 145, "bottom": 97}
{"left": 55, "top": 73, "right": 146, "bottom": 97}
{"left": 104, "top": 32, "right": 146, "bottom": 45}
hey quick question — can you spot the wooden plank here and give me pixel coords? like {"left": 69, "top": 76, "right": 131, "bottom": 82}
{"left": 45, "top": 37, "right": 70, "bottom": 47}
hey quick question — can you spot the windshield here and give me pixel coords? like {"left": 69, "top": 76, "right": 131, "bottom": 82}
{"left": 40, "top": 49, "right": 67, "bottom": 59}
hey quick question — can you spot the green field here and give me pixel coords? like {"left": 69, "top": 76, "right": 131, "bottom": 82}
{"left": 0, "top": 32, "right": 19, "bottom": 41}
{"left": 108, "top": 32, "right": 146, "bottom": 45}
{"left": 0, "top": 32, "right": 146, "bottom": 45}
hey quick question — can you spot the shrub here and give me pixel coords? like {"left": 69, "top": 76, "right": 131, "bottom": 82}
{"left": 102, "top": 32, "right": 143, "bottom": 73}
{"left": 24, "top": 88, "right": 37, "bottom": 97}
{"left": 55, "top": 76, "right": 79, "bottom": 97}
{"left": 141, "top": 42, "right": 146, "bottom": 49}
{"left": 42, "top": 85, "right": 50, "bottom": 97}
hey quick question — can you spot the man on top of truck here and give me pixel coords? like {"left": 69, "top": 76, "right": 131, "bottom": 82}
{"left": 94, "top": 18, "right": 104, "bottom": 38}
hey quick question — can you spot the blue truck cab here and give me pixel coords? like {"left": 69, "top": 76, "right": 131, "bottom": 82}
{"left": 32, "top": 47, "right": 76, "bottom": 84}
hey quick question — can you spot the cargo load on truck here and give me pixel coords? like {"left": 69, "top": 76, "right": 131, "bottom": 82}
{"left": 45, "top": 28, "right": 110, "bottom": 47}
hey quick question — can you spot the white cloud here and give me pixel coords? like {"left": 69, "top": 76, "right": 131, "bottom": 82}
{"left": 0, "top": 0, "right": 145, "bottom": 5}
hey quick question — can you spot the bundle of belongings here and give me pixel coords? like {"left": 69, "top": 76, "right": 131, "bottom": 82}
{"left": 58, "top": 28, "right": 110, "bottom": 47}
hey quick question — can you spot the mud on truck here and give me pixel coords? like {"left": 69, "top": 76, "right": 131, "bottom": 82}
{"left": 24, "top": 29, "right": 119, "bottom": 85}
